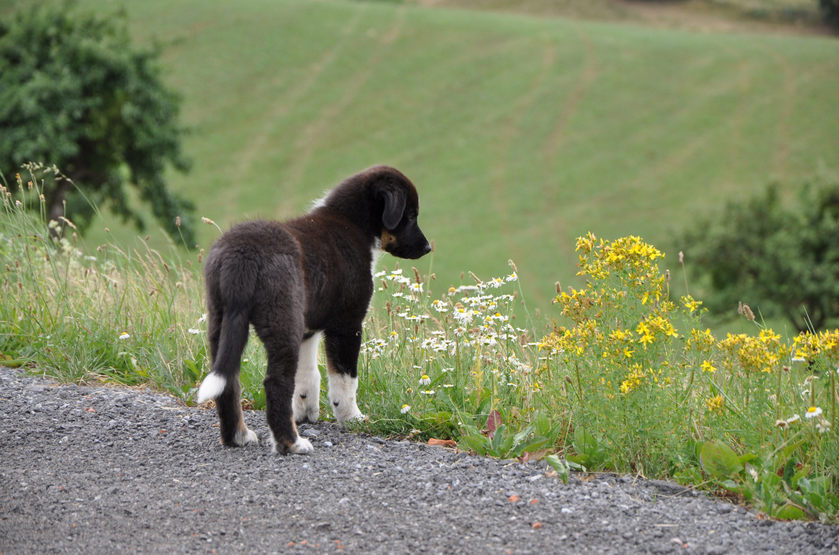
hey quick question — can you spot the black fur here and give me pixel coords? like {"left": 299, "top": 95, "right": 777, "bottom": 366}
{"left": 200, "top": 166, "right": 430, "bottom": 454}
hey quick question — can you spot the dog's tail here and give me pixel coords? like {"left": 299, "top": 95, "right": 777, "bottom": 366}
{"left": 196, "top": 308, "right": 250, "bottom": 403}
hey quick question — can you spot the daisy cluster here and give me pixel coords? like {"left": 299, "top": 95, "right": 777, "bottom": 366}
{"left": 362, "top": 264, "right": 539, "bottom": 409}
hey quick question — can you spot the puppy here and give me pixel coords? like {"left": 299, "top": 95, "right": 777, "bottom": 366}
{"left": 196, "top": 165, "right": 430, "bottom": 454}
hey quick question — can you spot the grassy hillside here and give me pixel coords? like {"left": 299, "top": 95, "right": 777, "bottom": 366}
{"left": 41, "top": 0, "right": 839, "bottom": 313}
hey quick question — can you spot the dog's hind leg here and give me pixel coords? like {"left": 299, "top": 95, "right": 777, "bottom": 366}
{"left": 198, "top": 307, "right": 259, "bottom": 446}
{"left": 293, "top": 331, "right": 322, "bottom": 424}
{"left": 252, "top": 270, "right": 312, "bottom": 455}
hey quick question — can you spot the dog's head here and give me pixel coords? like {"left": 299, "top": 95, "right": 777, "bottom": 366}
{"left": 372, "top": 167, "right": 431, "bottom": 260}
{"left": 323, "top": 165, "right": 431, "bottom": 260}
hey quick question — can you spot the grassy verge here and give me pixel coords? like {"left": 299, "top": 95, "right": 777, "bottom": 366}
{"left": 2, "top": 168, "right": 837, "bottom": 522}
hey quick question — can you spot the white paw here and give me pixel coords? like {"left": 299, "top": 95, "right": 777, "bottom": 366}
{"left": 287, "top": 436, "right": 313, "bottom": 455}
{"left": 233, "top": 427, "right": 259, "bottom": 446}
{"left": 336, "top": 406, "right": 366, "bottom": 425}
{"left": 328, "top": 373, "right": 364, "bottom": 424}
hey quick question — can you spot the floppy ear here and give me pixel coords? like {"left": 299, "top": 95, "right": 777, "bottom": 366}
{"left": 380, "top": 188, "right": 406, "bottom": 230}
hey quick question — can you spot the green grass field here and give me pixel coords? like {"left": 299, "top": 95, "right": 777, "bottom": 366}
{"left": 35, "top": 0, "right": 839, "bottom": 315}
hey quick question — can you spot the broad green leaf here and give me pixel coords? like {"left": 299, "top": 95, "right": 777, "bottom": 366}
{"left": 566, "top": 454, "right": 590, "bottom": 468}
{"left": 774, "top": 503, "right": 806, "bottom": 520}
{"left": 699, "top": 440, "right": 743, "bottom": 480}
{"left": 546, "top": 454, "right": 570, "bottom": 484}
{"left": 513, "top": 423, "right": 535, "bottom": 444}
{"left": 782, "top": 457, "right": 798, "bottom": 486}
{"left": 513, "top": 436, "right": 549, "bottom": 457}
{"left": 461, "top": 436, "right": 487, "bottom": 457}
{"left": 572, "top": 427, "right": 599, "bottom": 458}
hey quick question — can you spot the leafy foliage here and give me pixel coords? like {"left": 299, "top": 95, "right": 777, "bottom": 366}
{"left": 0, "top": 2, "right": 195, "bottom": 244}
{"left": 680, "top": 174, "right": 839, "bottom": 332}
{"left": 821, "top": 0, "right": 839, "bottom": 27}
{"left": 696, "top": 438, "right": 839, "bottom": 521}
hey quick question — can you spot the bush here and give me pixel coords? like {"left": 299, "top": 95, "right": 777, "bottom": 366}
{"left": 821, "top": 0, "right": 839, "bottom": 27}
{"left": 680, "top": 174, "right": 839, "bottom": 333}
{"left": 0, "top": 2, "right": 195, "bottom": 244}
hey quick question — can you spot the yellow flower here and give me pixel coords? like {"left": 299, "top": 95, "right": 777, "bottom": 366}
{"left": 683, "top": 296, "right": 703, "bottom": 314}
{"left": 705, "top": 395, "right": 723, "bottom": 413}
{"left": 701, "top": 360, "right": 716, "bottom": 373}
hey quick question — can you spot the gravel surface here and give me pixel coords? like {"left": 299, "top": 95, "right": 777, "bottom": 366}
{"left": 1, "top": 367, "right": 836, "bottom": 554}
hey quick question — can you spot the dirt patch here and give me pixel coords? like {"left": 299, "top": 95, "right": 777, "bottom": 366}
{"left": 410, "top": 0, "right": 836, "bottom": 37}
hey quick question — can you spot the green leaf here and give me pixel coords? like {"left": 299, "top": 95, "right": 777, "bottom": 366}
{"left": 546, "top": 454, "right": 570, "bottom": 484}
{"left": 572, "top": 427, "right": 597, "bottom": 456}
{"left": 513, "top": 436, "right": 550, "bottom": 457}
{"left": 774, "top": 503, "right": 805, "bottom": 520}
{"left": 512, "top": 423, "right": 535, "bottom": 445}
{"left": 699, "top": 440, "right": 743, "bottom": 480}
{"left": 460, "top": 434, "right": 487, "bottom": 457}
{"left": 183, "top": 359, "right": 200, "bottom": 381}
{"left": 566, "top": 454, "right": 590, "bottom": 467}
{"left": 421, "top": 411, "right": 453, "bottom": 426}
{"left": 782, "top": 457, "right": 798, "bottom": 486}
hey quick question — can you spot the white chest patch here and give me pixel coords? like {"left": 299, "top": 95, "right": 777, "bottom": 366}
{"left": 370, "top": 238, "right": 383, "bottom": 281}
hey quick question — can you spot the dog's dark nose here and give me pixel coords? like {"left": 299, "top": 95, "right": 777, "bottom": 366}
{"left": 423, "top": 242, "right": 432, "bottom": 255}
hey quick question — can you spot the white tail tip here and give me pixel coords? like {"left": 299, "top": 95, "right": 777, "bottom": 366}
{"left": 196, "top": 373, "right": 227, "bottom": 403}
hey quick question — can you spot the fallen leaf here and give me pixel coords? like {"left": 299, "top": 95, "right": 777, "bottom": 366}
{"left": 485, "top": 409, "right": 502, "bottom": 438}
{"left": 508, "top": 495, "right": 521, "bottom": 503}
{"left": 520, "top": 449, "right": 549, "bottom": 463}
{"left": 428, "top": 438, "right": 456, "bottom": 448}
{"left": 532, "top": 522, "right": 542, "bottom": 529}
{"left": 530, "top": 499, "right": 540, "bottom": 505}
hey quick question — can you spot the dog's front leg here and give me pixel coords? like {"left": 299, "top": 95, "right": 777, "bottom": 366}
{"left": 324, "top": 331, "right": 366, "bottom": 424}
{"left": 293, "top": 332, "right": 322, "bottom": 424}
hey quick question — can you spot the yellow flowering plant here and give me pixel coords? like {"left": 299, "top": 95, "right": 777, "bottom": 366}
{"left": 536, "top": 234, "right": 837, "bottom": 520}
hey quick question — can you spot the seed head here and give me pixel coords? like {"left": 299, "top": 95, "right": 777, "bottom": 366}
{"left": 58, "top": 216, "right": 78, "bottom": 231}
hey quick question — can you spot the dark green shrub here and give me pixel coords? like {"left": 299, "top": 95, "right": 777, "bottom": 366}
{"left": 680, "top": 172, "right": 839, "bottom": 332}
{"left": 0, "top": 2, "right": 195, "bottom": 243}
{"left": 821, "top": 0, "right": 839, "bottom": 27}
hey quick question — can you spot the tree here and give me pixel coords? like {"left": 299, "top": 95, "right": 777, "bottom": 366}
{"left": 820, "top": 0, "right": 839, "bottom": 28}
{"left": 0, "top": 2, "right": 195, "bottom": 245}
{"left": 680, "top": 174, "right": 839, "bottom": 333}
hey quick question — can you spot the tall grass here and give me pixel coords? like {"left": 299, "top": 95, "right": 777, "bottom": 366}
{"left": 0, "top": 165, "right": 210, "bottom": 398}
{"left": 2, "top": 165, "right": 837, "bottom": 521}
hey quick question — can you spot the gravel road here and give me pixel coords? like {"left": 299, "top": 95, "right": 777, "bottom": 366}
{"left": 1, "top": 366, "right": 836, "bottom": 554}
